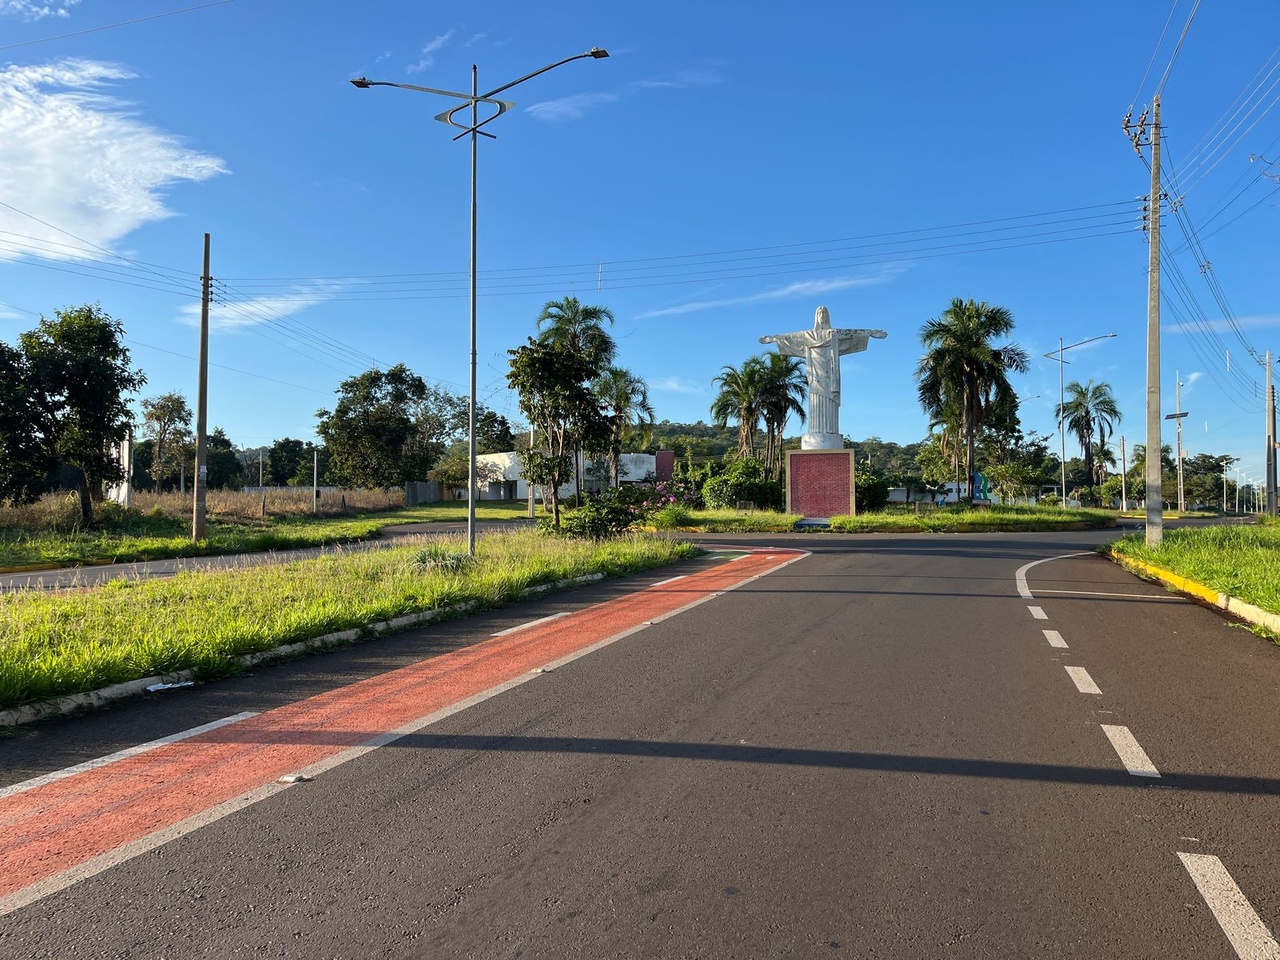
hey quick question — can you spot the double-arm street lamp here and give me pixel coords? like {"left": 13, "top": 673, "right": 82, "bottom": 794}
{"left": 1044, "top": 333, "right": 1117, "bottom": 507}
{"left": 351, "top": 48, "right": 609, "bottom": 555}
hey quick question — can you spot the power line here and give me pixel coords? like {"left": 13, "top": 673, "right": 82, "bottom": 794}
{"left": 0, "top": 0, "right": 235, "bottom": 52}
{"left": 1155, "top": 0, "right": 1201, "bottom": 96}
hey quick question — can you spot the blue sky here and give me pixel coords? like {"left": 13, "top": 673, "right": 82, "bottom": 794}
{"left": 1, "top": 1, "right": 1278, "bottom": 488}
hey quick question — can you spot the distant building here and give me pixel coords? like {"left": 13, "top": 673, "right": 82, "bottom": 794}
{"left": 473, "top": 450, "right": 674, "bottom": 501}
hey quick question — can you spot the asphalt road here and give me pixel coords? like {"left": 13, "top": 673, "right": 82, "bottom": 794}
{"left": 1, "top": 529, "right": 1277, "bottom": 959}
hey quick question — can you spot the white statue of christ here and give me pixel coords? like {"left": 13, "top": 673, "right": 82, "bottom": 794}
{"left": 760, "top": 305, "right": 888, "bottom": 450}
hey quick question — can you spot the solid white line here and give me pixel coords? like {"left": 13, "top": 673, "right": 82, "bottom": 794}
{"left": 1013, "top": 552, "right": 1091, "bottom": 600}
{"left": 490, "top": 611, "right": 570, "bottom": 637}
{"left": 1028, "top": 605, "right": 1048, "bottom": 620}
{"left": 1064, "top": 666, "right": 1102, "bottom": 695}
{"left": 650, "top": 575, "right": 686, "bottom": 588}
{"left": 1033, "top": 588, "right": 1185, "bottom": 601}
{"left": 1042, "top": 629, "right": 1069, "bottom": 648}
{"left": 1100, "top": 724, "right": 1161, "bottom": 777}
{"left": 0, "top": 712, "right": 259, "bottom": 801}
{"left": 1179, "top": 853, "right": 1280, "bottom": 959}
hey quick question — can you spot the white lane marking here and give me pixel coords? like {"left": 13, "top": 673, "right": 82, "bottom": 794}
{"left": 1032, "top": 588, "right": 1185, "bottom": 601}
{"left": 651, "top": 575, "right": 686, "bottom": 588}
{"left": 1100, "top": 724, "right": 1161, "bottom": 777}
{"left": 1014, "top": 552, "right": 1091, "bottom": 599}
{"left": 1028, "top": 605, "right": 1048, "bottom": 620}
{"left": 1064, "top": 666, "right": 1102, "bottom": 694}
{"left": 0, "top": 712, "right": 259, "bottom": 801}
{"left": 0, "top": 549, "right": 813, "bottom": 917}
{"left": 1042, "top": 629, "right": 1069, "bottom": 648}
{"left": 1178, "top": 853, "right": 1280, "bottom": 959}
{"left": 490, "top": 611, "right": 571, "bottom": 637}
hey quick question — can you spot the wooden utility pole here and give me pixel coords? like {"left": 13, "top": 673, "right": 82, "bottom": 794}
{"left": 192, "top": 232, "right": 211, "bottom": 541}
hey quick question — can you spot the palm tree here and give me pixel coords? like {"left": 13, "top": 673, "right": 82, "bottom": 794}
{"left": 757, "top": 352, "right": 806, "bottom": 480}
{"left": 536, "top": 295, "right": 616, "bottom": 371}
{"left": 1057, "top": 380, "right": 1121, "bottom": 495}
{"left": 916, "top": 298, "right": 1030, "bottom": 503}
{"left": 535, "top": 295, "right": 616, "bottom": 502}
{"left": 1091, "top": 438, "right": 1117, "bottom": 487}
{"left": 592, "top": 367, "right": 655, "bottom": 487}
{"left": 711, "top": 358, "right": 766, "bottom": 460}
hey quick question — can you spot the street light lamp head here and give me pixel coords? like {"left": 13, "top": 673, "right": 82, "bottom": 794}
{"left": 350, "top": 77, "right": 373, "bottom": 88}
{"left": 587, "top": 48, "right": 610, "bottom": 58}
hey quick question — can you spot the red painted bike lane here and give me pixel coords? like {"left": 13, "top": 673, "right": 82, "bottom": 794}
{"left": 0, "top": 547, "right": 805, "bottom": 913}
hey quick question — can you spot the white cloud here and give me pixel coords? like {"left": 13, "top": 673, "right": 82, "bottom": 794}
{"left": 406, "top": 30, "right": 454, "bottom": 73}
{"left": 464, "top": 32, "right": 487, "bottom": 47}
{"left": 525, "top": 92, "right": 619, "bottom": 122}
{"left": 637, "top": 273, "right": 900, "bottom": 319}
{"left": 651, "top": 376, "right": 704, "bottom": 395}
{"left": 178, "top": 284, "right": 345, "bottom": 333}
{"left": 1168, "top": 314, "right": 1280, "bottom": 334}
{"left": 0, "top": 60, "right": 227, "bottom": 261}
{"left": 0, "top": 0, "right": 79, "bottom": 19}
{"left": 634, "top": 67, "right": 725, "bottom": 90}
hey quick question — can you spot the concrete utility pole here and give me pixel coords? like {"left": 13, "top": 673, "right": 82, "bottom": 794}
{"left": 1166, "top": 375, "right": 1187, "bottom": 513}
{"left": 1145, "top": 97, "right": 1164, "bottom": 543}
{"left": 1120, "top": 435, "right": 1128, "bottom": 512}
{"left": 1267, "top": 349, "right": 1277, "bottom": 516}
{"left": 192, "top": 232, "right": 211, "bottom": 541}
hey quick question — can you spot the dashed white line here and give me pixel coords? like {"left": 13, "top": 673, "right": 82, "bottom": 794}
{"left": 490, "top": 611, "right": 571, "bottom": 637}
{"left": 0, "top": 712, "right": 259, "bottom": 800}
{"left": 1179, "top": 853, "right": 1280, "bottom": 959}
{"left": 1028, "top": 605, "right": 1048, "bottom": 620}
{"left": 1100, "top": 724, "right": 1161, "bottom": 777}
{"left": 1064, "top": 666, "right": 1102, "bottom": 695}
{"left": 651, "top": 575, "right": 686, "bottom": 587}
{"left": 1042, "top": 629, "right": 1069, "bottom": 648}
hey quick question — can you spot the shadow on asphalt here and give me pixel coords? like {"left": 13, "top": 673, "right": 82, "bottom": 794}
{"left": 189, "top": 730, "right": 1280, "bottom": 796}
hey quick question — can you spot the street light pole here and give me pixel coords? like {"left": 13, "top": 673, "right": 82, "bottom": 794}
{"left": 351, "top": 48, "right": 609, "bottom": 555}
{"left": 1044, "top": 333, "right": 1117, "bottom": 507}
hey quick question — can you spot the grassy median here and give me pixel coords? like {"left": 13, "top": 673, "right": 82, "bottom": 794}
{"left": 0, "top": 494, "right": 532, "bottom": 569}
{"left": 1105, "top": 520, "right": 1280, "bottom": 616}
{"left": 0, "top": 531, "right": 699, "bottom": 712}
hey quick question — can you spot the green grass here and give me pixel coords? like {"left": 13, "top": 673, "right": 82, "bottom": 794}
{"left": 0, "top": 500, "right": 534, "bottom": 569}
{"left": 648, "top": 508, "right": 804, "bottom": 533}
{"left": 0, "top": 530, "right": 699, "bottom": 711}
{"left": 830, "top": 504, "right": 1115, "bottom": 532}
{"left": 1105, "top": 523, "right": 1280, "bottom": 616}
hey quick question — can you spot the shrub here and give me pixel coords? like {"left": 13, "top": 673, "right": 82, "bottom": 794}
{"left": 650, "top": 503, "right": 693, "bottom": 529}
{"left": 855, "top": 471, "right": 890, "bottom": 512}
{"left": 702, "top": 457, "right": 783, "bottom": 511}
{"left": 546, "top": 490, "right": 640, "bottom": 540}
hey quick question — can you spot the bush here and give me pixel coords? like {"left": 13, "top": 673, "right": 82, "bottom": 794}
{"left": 650, "top": 503, "right": 693, "bottom": 529}
{"left": 702, "top": 457, "right": 783, "bottom": 511}
{"left": 408, "top": 542, "right": 476, "bottom": 573}
{"left": 545, "top": 490, "right": 641, "bottom": 540}
{"left": 855, "top": 471, "right": 890, "bottom": 512}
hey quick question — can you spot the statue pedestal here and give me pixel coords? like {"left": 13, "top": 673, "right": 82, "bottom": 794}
{"left": 800, "top": 432, "right": 843, "bottom": 451}
{"left": 786, "top": 449, "right": 857, "bottom": 521}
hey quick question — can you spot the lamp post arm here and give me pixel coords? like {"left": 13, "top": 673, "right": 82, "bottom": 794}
{"left": 481, "top": 49, "right": 606, "bottom": 99}
{"left": 350, "top": 78, "right": 474, "bottom": 101}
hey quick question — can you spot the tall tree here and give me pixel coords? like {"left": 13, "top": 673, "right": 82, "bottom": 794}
{"left": 475, "top": 410, "right": 516, "bottom": 455}
{"left": 915, "top": 297, "right": 1029, "bottom": 503}
{"left": 206, "top": 428, "right": 246, "bottom": 490}
{"left": 593, "top": 366, "right": 656, "bottom": 487}
{"left": 757, "top": 352, "right": 806, "bottom": 480}
{"left": 0, "top": 340, "right": 50, "bottom": 505}
{"left": 535, "top": 296, "right": 616, "bottom": 371}
{"left": 710, "top": 357, "right": 766, "bottom": 460}
{"left": 316, "top": 364, "right": 433, "bottom": 488}
{"left": 266, "top": 437, "right": 308, "bottom": 486}
{"left": 140, "top": 392, "right": 193, "bottom": 491}
{"left": 507, "top": 338, "right": 609, "bottom": 528}
{"left": 1057, "top": 380, "right": 1121, "bottom": 496}
{"left": 20, "top": 304, "right": 146, "bottom": 526}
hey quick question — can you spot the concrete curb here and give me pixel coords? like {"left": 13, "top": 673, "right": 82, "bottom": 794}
{"left": 1110, "top": 555, "right": 1280, "bottom": 636}
{"left": 0, "top": 573, "right": 605, "bottom": 728}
